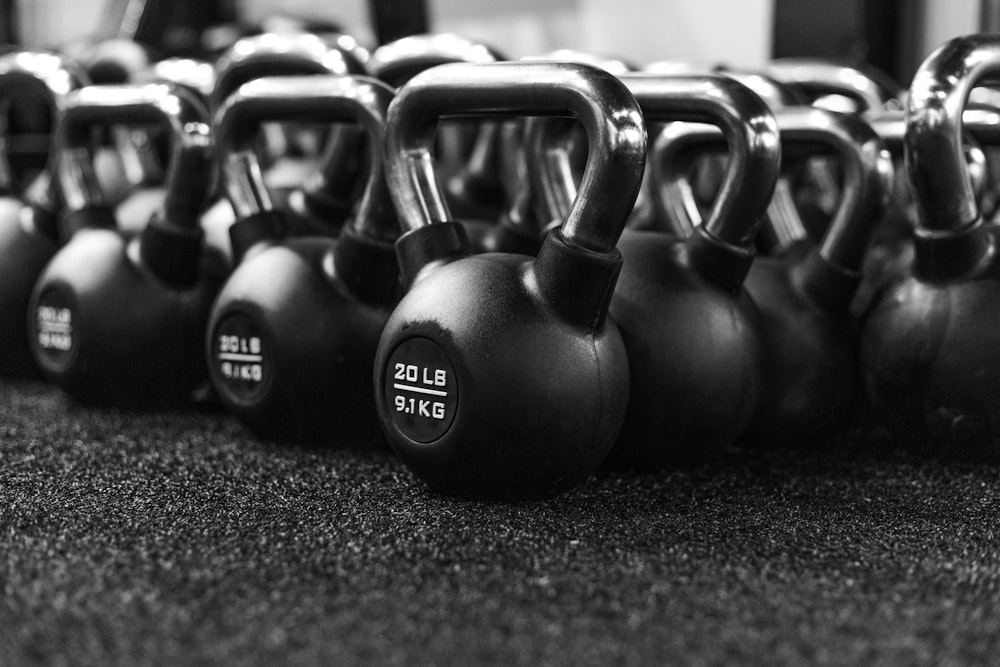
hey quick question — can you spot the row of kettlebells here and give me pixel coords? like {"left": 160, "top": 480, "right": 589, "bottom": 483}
{"left": 2, "top": 30, "right": 999, "bottom": 499}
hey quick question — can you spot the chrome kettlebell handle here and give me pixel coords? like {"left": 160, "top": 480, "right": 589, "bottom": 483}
{"left": 652, "top": 107, "right": 892, "bottom": 273}
{"left": 0, "top": 51, "right": 89, "bottom": 198}
{"left": 385, "top": 61, "right": 646, "bottom": 254}
{"left": 907, "top": 37, "right": 1000, "bottom": 233}
{"left": 56, "top": 83, "right": 208, "bottom": 212}
{"left": 368, "top": 34, "right": 498, "bottom": 87}
{"left": 211, "top": 33, "right": 359, "bottom": 113}
{"left": 214, "top": 75, "right": 397, "bottom": 240}
{"left": 767, "top": 58, "right": 900, "bottom": 112}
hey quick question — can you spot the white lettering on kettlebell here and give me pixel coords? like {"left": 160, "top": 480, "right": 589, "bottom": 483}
{"left": 392, "top": 361, "right": 449, "bottom": 421}
{"left": 217, "top": 335, "right": 264, "bottom": 384}
{"left": 36, "top": 306, "right": 73, "bottom": 351}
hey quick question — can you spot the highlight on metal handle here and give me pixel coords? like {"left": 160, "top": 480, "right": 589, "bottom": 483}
{"left": 56, "top": 82, "right": 209, "bottom": 212}
{"left": 384, "top": 61, "right": 647, "bottom": 254}
{"left": 138, "top": 57, "right": 217, "bottom": 98}
{"left": 214, "top": 75, "right": 397, "bottom": 240}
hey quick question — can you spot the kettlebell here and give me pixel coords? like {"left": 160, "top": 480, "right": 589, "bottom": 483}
{"left": 29, "top": 82, "right": 224, "bottom": 407}
{"left": 860, "top": 34, "right": 1000, "bottom": 459}
{"left": 207, "top": 74, "right": 399, "bottom": 444}
{"left": 531, "top": 74, "right": 779, "bottom": 468}
{"left": 652, "top": 107, "right": 893, "bottom": 446}
{"left": 0, "top": 51, "right": 86, "bottom": 377}
{"left": 375, "top": 61, "right": 646, "bottom": 499}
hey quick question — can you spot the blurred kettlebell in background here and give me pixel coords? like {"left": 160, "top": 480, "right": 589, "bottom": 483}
{"left": 207, "top": 74, "right": 400, "bottom": 444}
{"left": 0, "top": 51, "right": 86, "bottom": 377}
{"left": 29, "top": 83, "right": 223, "bottom": 407}
{"left": 653, "top": 107, "right": 893, "bottom": 446}
{"left": 860, "top": 34, "right": 1000, "bottom": 460}
{"left": 530, "top": 73, "right": 779, "bottom": 468}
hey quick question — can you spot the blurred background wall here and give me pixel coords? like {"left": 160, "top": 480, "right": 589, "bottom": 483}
{"left": 6, "top": 0, "right": 991, "bottom": 86}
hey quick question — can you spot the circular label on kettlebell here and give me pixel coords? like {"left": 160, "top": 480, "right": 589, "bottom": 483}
{"left": 384, "top": 338, "right": 458, "bottom": 443}
{"left": 212, "top": 313, "right": 271, "bottom": 403}
{"left": 33, "top": 289, "right": 76, "bottom": 370}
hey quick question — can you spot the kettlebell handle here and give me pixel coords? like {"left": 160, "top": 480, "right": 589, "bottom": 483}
{"left": 0, "top": 51, "right": 89, "bottom": 198}
{"left": 211, "top": 33, "right": 356, "bottom": 113}
{"left": 368, "top": 33, "right": 498, "bottom": 87}
{"left": 56, "top": 83, "right": 208, "bottom": 213}
{"left": 905, "top": 35, "right": 1000, "bottom": 233}
{"left": 868, "top": 107, "right": 1000, "bottom": 152}
{"left": 530, "top": 74, "right": 779, "bottom": 249}
{"left": 214, "top": 75, "right": 397, "bottom": 240}
{"left": 622, "top": 74, "right": 780, "bottom": 248}
{"left": 653, "top": 107, "right": 892, "bottom": 273}
{"left": 385, "top": 61, "right": 646, "bottom": 254}
{"left": 866, "top": 108, "right": 996, "bottom": 208}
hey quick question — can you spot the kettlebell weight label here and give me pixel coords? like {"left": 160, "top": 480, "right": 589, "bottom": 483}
{"left": 33, "top": 289, "right": 77, "bottom": 368}
{"left": 217, "top": 335, "right": 264, "bottom": 383}
{"left": 385, "top": 339, "right": 458, "bottom": 443}
{"left": 213, "top": 314, "right": 271, "bottom": 401}
{"left": 393, "top": 364, "right": 448, "bottom": 419}
{"left": 36, "top": 306, "right": 73, "bottom": 352}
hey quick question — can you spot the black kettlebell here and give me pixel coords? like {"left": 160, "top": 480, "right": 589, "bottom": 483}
{"left": 531, "top": 74, "right": 779, "bottom": 468}
{"left": 29, "top": 82, "right": 224, "bottom": 407}
{"left": 375, "top": 61, "right": 646, "bottom": 499}
{"left": 0, "top": 51, "right": 87, "bottom": 377}
{"left": 206, "top": 74, "right": 399, "bottom": 444}
{"left": 652, "top": 107, "right": 893, "bottom": 446}
{"left": 861, "top": 34, "right": 1000, "bottom": 459}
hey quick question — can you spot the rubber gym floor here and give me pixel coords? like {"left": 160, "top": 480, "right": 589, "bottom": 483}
{"left": 1, "top": 378, "right": 998, "bottom": 665}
